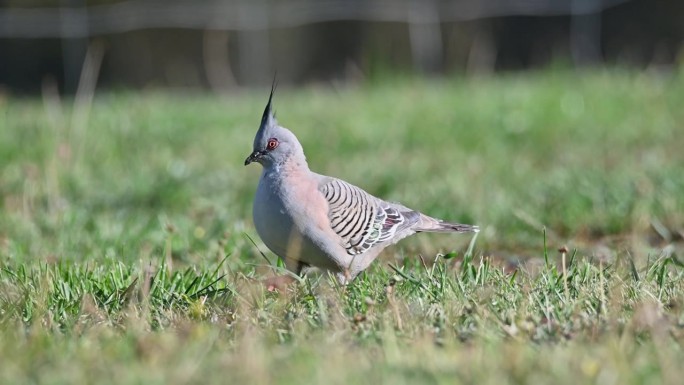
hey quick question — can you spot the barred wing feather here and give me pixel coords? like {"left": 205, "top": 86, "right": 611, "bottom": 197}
{"left": 320, "top": 179, "right": 418, "bottom": 255}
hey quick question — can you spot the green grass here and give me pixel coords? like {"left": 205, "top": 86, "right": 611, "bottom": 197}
{"left": 1, "top": 69, "right": 684, "bottom": 384}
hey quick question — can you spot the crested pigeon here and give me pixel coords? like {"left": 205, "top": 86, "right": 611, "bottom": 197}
{"left": 245, "top": 87, "right": 479, "bottom": 285}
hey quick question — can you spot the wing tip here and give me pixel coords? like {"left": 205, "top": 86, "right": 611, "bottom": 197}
{"left": 417, "top": 216, "right": 479, "bottom": 233}
{"left": 449, "top": 223, "right": 479, "bottom": 233}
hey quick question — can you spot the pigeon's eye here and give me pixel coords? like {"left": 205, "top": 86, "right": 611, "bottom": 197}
{"left": 266, "top": 138, "right": 279, "bottom": 150}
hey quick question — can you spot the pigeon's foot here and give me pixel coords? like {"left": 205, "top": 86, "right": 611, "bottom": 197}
{"left": 262, "top": 274, "right": 297, "bottom": 292}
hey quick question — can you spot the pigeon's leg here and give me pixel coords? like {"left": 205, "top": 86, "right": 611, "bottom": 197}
{"left": 263, "top": 259, "right": 307, "bottom": 292}
{"left": 334, "top": 269, "right": 353, "bottom": 286}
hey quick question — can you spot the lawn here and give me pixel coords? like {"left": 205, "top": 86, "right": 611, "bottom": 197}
{"left": 1, "top": 69, "right": 683, "bottom": 384}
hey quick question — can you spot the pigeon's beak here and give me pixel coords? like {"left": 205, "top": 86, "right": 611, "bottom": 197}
{"left": 244, "top": 150, "right": 263, "bottom": 166}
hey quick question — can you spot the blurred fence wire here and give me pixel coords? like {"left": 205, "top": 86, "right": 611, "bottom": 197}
{"left": 0, "top": 0, "right": 629, "bottom": 37}
{"left": 0, "top": 0, "right": 635, "bottom": 90}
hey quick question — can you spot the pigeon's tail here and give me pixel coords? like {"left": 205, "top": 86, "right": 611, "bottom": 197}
{"left": 414, "top": 213, "right": 479, "bottom": 234}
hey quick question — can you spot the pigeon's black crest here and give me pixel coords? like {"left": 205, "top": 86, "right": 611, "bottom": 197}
{"left": 261, "top": 76, "right": 278, "bottom": 128}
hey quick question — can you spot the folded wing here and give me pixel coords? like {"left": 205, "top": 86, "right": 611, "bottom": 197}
{"left": 319, "top": 179, "right": 419, "bottom": 255}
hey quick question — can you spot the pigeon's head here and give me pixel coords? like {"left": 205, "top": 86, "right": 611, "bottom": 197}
{"left": 244, "top": 85, "right": 304, "bottom": 168}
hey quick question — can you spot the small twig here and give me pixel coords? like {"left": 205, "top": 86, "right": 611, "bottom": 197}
{"left": 418, "top": 254, "right": 428, "bottom": 272}
{"left": 599, "top": 259, "right": 606, "bottom": 316}
{"left": 559, "top": 245, "right": 569, "bottom": 301}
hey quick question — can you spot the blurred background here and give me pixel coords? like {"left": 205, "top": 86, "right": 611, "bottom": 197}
{"left": 1, "top": 0, "right": 684, "bottom": 266}
{"left": 0, "top": 0, "right": 682, "bottom": 93}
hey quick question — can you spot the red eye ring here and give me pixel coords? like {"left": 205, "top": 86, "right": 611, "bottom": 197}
{"left": 266, "top": 138, "right": 279, "bottom": 150}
